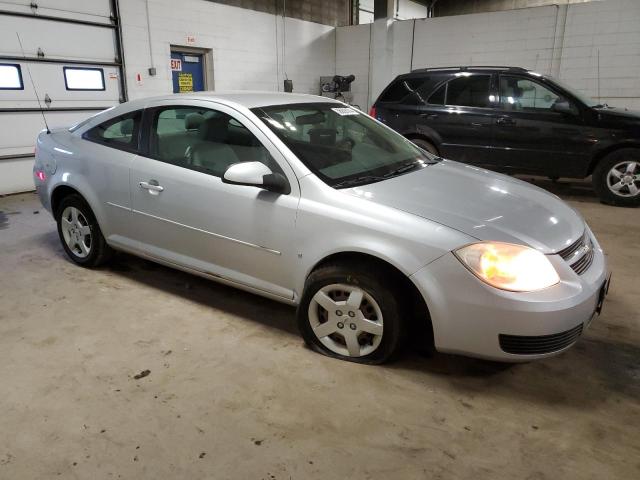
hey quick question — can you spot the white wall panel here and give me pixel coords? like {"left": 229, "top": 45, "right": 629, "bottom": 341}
{"left": 559, "top": 0, "right": 640, "bottom": 108}
{"left": 0, "top": 63, "right": 120, "bottom": 109}
{"left": 0, "top": 0, "right": 120, "bottom": 194}
{"left": 0, "top": 110, "right": 105, "bottom": 158}
{"left": 120, "top": 0, "right": 335, "bottom": 100}
{"left": 0, "top": 16, "right": 116, "bottom": 61}
{"left": 0, "top": 0, "right": 112, "bottom": 23}
{"left": 336, "top": 24, "right": 371, "bottom": 111}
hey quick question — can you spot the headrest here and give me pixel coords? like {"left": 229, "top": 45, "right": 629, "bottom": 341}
{"left": 119, "top": 119, "right": 133, "bottom": 135}
{"left": 198, "top": 115, "right": 229, "bottom": 143}
{"left": 185, "top": 113, "right": 204, "bottom": 130}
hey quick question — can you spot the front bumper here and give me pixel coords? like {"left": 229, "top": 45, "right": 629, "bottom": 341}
{"left": 411, "top": 231, "right": 609, "bottom": 361}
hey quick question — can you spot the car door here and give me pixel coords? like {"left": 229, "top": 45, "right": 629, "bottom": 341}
{"left": 426, "top": 73, "right": 496, "bottom": 165}
{"left": 490, "top": 74, "right": 587, "bottom": 176}
{"left": 79, "top": 109, "right": 143, "bottom": 240}
{"left": 126, "top": 100, "right": 299, "bottom": 300}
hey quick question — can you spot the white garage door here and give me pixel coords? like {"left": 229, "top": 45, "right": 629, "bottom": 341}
{"left": 0, "top": 0, "right": 126, "bottom": 194}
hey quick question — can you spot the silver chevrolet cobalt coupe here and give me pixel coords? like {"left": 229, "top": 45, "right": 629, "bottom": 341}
{"left": 34, "top": 92, "right": 610, "bottom": 364}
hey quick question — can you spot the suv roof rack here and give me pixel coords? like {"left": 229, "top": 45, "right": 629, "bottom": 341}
{"left": 410, "top": 66, "right": 529, "bottom": 73}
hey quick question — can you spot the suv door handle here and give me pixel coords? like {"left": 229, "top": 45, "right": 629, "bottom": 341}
{"left": 420, "top": 113, "right": 438, "bottom": 119}
{"left": 496, "top": 115, "right": 515, "bottom": 126}
{"left": 139, "top": 181, "right": 164, "bottom": 193}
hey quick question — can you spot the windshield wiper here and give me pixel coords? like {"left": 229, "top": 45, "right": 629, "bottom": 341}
{"left": 333, "top": 175, "right": 386, "bottom": 189}
{"left": 593, "top": 103, "right": 609, "bottom": 108}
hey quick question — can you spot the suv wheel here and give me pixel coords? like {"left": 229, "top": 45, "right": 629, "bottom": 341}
{"left": 56, "top": 194, "right": 113, "bottom": 267}
{"left": 297, "top": 263, "right": 405, "bottom": 364}
{"left": 410, "top": 138, "right": 438, "bottom": 156}
{"left": 593, "top": 149, "right": 640, "bottom": 207}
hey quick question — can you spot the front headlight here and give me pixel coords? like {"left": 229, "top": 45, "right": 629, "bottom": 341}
{"left": 454, "top": 242, "right": 560, "bottom": 292}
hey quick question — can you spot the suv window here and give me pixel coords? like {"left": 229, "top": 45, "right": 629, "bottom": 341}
{"left": 499, "top": 76, "right": 560, "bottom": 111}
{"left": 427, "top": 83, "right": 446, "bottom": 105}
{"left": 446, "top": 74, "right": 491, "bottom": 108}
{"left": 149, "top": 106, "right": 281, "bottom": 178}
{"left": 84, "top": 110, "right": 142, "bottom": 151}
{"left": 379, "top": 77, "right": 426, "bottom": 103}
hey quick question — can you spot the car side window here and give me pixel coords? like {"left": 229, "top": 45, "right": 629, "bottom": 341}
{"left": 379, "top": 78, "right": 426, "bottom": 103}
{"left": 445, "top": 74, "right": 492, "bottom": 108}
{"left": 148, "top": 106, "right": 282, "bottom": 179}
{"left": 499, "top": 76, "right": 560, "bottom": 111}
{"left": 427, "top": 83, "right": 446, "bottom": 105}
{"left": 84, "top": 110, "right": 142, "bottom": 151}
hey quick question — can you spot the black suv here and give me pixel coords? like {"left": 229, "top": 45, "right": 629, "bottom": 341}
{"left": 371, "top": 66, "right": 640, "bottom": 206}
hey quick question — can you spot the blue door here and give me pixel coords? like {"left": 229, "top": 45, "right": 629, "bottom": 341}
{"left": 171, "top": 51, "right": 205, "bottom": 93}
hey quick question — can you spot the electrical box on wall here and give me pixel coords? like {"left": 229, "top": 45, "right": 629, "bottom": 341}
{"left": 284, "top": 79, "right": 293, "bottom": 92}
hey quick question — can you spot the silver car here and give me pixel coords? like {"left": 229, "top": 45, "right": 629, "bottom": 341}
{"left": 33, "top": 92, "right": 610, "bottom": 364}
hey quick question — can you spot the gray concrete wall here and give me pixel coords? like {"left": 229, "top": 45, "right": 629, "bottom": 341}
{"left": 207, "top": 0, "right": 352, "bottom": 26}
{"left": 121, "top": 0, "right": 336, "bottom": 100}
{"left": 337, "top": 0, "right": 640, "bottom": 110}
{"left": 434, "top": 0, "right": 596, "bottom": 17}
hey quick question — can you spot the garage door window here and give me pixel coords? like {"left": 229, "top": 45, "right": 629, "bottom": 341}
{"left": 63, "top": 67, "right": 105, "bottom": 91}
{"left": 84, "top": 110, "right": 142, "bottom": 152}
{"left": 0, "top": 64, "right": 24, "bottom": 90}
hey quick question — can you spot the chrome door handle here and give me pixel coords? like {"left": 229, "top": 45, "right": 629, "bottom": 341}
{"left": 139, "top": 181, "right": 164, "bottom": 192}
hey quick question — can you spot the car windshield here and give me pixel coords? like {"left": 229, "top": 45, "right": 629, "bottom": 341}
{"left": 544, "top": 76, "right": 600, "bottom": 107}
{"left": 252, "top": 103, "right": 438, "bottom": 188}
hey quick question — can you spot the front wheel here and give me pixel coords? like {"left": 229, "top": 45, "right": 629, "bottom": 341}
{"left": 592, "top": 149, "right": 640, "bottom": 207}
{"left": 410, "top": 138, "right": 439, "bottom": 156}
{"left": 297, "top": 263, "right": 405, "bottom": 364}
{"left": 56, "top": 194, "right": 113, "bottom": 267}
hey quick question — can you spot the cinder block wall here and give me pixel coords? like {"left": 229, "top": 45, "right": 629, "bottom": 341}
{"left": 121, "top": 0, "right": 336, "bottom": 100}
{"left": 338, "top": 0, "right": 640, "bottom": 110}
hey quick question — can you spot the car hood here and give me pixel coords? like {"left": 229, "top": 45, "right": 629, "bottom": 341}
{"left": 345, "top": 160, "right": 585, "bottom": 254}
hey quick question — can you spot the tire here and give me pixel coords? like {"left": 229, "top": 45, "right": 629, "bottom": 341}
{"left": 56, "top": 194, "right": 113, "bottom": 267}
{"left": 410, "top": 138, "right": 439, "bottom": 156}
{"left": 592, "top": 148, "right": 640, "bottom": 207}
{"left": 297, "top": 262, "right": 406, "bottom": 364}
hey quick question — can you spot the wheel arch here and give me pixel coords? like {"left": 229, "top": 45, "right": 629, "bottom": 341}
{"left": 51, "top": 184, "right": 83, "bottom": 218}
{"left": 306, "top": 251, "right": 434, "bottom": 349}
{"left": 403, "top": 132, "right": 441, "bottom": 155}
{"left": 587, "top": 142, "right": 640, "bottom": 176}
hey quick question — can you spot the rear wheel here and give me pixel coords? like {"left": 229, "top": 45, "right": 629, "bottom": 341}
{"left": 592, "top": 149, "right": 640, "bottom": 207}
{"left": 297, "top": 263, "right": 405, "bottom": 364}
{"left": 56, "top": 194, "right": 112, "bottom": 267}
{"left": 410, "top": 138, "right": 439, "bottom": 156}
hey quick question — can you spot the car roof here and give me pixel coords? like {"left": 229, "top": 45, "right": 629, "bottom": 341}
{"left": 122, "top": 91, "right": 342, "bottom": 110}
{"left": 407, "top": 66, "right": 530, "bottom": 75}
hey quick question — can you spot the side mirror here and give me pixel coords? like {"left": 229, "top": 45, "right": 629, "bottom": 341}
{"left": 222, "top": 161, "right": 289, "bottom": 194}
{"left": 552, "top": 99, "right": 576, "bottom": 115}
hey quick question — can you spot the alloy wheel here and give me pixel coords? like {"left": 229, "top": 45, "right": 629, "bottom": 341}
{"left": 607, "top": 161, "right": 640, "bottom": 197}
{"left": 60, "top": 206, "right": 92, "bottom": 258}
{"left": 308, "top": 283, "right": 384, "bottom": 357}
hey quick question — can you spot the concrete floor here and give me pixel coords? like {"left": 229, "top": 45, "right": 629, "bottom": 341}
{"left": 0, "top": 182, "right": 639, "bottom": 480}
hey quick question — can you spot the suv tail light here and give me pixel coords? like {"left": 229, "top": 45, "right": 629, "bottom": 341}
{"left": 368, "top": 106, "right": 377, "bottom": 118}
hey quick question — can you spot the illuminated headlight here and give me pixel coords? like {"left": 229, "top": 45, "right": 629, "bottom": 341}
{"left": 454, "top": 242, "right": 560, "bottom": 292}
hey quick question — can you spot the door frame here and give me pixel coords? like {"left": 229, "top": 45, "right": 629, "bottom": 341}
{"left": 169, "top": 45, "right": 214, "bottom": 91}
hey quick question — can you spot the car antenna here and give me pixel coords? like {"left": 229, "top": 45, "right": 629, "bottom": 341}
{"left": 16, "top": 32, "right": 50, "bottom": 134}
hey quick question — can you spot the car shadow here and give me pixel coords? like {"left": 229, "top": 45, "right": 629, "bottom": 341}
{"left": 95, "top": 251, "right": 639, "bottom": 406}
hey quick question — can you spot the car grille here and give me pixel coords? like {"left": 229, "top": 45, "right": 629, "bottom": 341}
{"left": 555, "top": 231, "right": 594, "bottom": 275}
{"left": 499, "top": 324, "right": 583, "bottom": 355}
